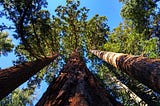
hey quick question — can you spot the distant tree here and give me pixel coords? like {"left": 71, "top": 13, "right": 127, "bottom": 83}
{"left": 103, "top": 22, "right": 159, "bottom": 58}
{"left": 120, "top": 0, "right": 160, "bottom": 39}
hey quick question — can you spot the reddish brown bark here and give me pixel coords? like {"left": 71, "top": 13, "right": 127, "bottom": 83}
{"left": 90, "top": 50, "right": 160, "bottom": 93}
{"left": 0, "top": 53, "right": 59, "bottom": 100}
{"left": 36, "top": 51, "right": 121, "bottom": 106}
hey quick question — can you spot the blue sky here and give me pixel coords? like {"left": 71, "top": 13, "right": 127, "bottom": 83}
{"left": 0, "top": 0, "right": 122, "bottom": 69}
{"left": 47, "top": 0, "right": 123, "bottom": 29}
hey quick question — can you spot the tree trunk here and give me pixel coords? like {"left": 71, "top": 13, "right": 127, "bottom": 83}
{"left": 36, "top": 51, "right": 121, "bottom": 106}
{"left": 90, "top": 50, "right": 160, "bottom": 94}
{"left": 105, "top": 73, "right": 147, "bottom": 105}
{"left": 0, "top": 53, "right": 59, "bottom": 100}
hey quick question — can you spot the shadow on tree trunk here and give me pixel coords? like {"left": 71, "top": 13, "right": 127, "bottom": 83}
{"left": 36, "top": 51, "right": 121, "bottom": 106}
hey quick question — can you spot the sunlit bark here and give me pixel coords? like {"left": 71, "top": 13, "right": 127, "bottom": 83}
{"left": 0, "top": 53, "right": 59, "bottom": 100}
{"left": 90, "top": 50, "right": 160, "bottom": 93}
{"left": 36, "top": 51, "right": 121, "bottom": 106}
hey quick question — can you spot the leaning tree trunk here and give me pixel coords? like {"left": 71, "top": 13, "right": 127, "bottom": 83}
{"left": 36, "top": 51, "right": 121, "bottom": 106}
{"left": 90, "top": 50, "right": 160, "bottom": 94}
{"left": 0, "top": 53, "right": 59, "bottom": 100}
{"left": 105, "top": 73, "right": 146, "bottom": 105}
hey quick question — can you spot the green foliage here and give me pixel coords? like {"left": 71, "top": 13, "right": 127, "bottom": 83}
{"left": 103, "top": 22, "right": 159, "bottom": 58}
{"left": 54, "top": 0, "right": 109, "bottom": 56}
{"left": 120, "top": 0, "right": 160, "bottom": 40}
{"left": 17, "top": 10, "right": 61, "bottom": 58}
{"left": 0, "top": 0, "right": 47, "bottom": 24}
{"left": 85, "top": 14, "right": 109, "bottom": 50}
{"left": 120, "top": 0, "right": 156, "bottom": 34}
{"left": 0, "top": 88, "right": 34, "bottom": 106}
{"left": 142, "top": 38, "right": 159, "bottom": 57}
{"left": 0, "top": 31, "right": 14, "bottom": 56}
{"left": 96, "top": 64, "right": 110, "bottom": 79}
{"left": 0, "top": 0, "right": 49, "bottom": 58}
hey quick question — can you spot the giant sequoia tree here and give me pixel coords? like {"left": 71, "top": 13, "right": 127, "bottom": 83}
{"left": 36, "top": 51, "right": 121, "bottom": 106}
{"left": 90, "top": 50, "right": 160, "bottom": 93}
{"left": 0, "top": 0, "right": 160, "bottom": 105}
{"left": 0, "top": 53, "right": 59, "bottom": 100}
{"left": 0, "top": 0, "right": 112, "bottom": 104}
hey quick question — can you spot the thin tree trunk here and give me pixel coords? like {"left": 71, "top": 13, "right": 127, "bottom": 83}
{"left": 90, "top": 50, "right": 160, "bottom": 94}
{"left": 0, "top": 53, "right": 59, "bottom": 100}
{"left": 105, "top": 73, "right": 147, "bottom": 105}
{"left": 36, "top": 51, "right": 121, "bottom": 106}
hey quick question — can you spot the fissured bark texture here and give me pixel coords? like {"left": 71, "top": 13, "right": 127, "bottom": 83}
{"left": 36, "top": 51, "right": 121, "bottom": 106}
{"left": 90, "top": 50, "right": 160, "bottom": 94}
{"left": 0, "top": 54, "right": 59, "bottom": 100}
